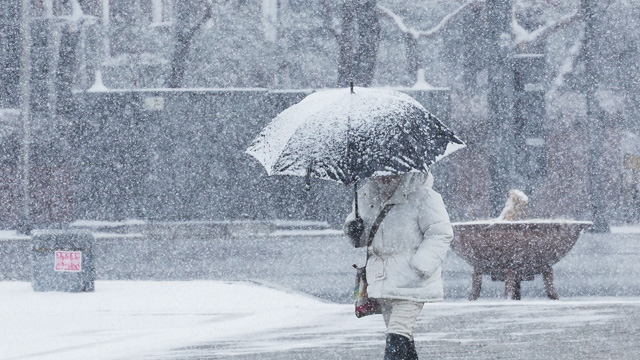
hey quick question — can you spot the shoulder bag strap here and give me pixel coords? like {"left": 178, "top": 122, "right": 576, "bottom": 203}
{"left": 364, "top": 203, "right": 395, "bottom": 266}
{"left": 367, "top": 204, "right": 395, "bottom": 247}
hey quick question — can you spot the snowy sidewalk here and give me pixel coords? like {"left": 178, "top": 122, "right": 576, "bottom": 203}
{"left": 1, "top": 281, "right": 639, "bottom": 360}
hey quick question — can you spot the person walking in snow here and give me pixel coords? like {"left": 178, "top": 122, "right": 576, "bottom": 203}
{"left": 343, "top": 172, "right": 454, "bottom": 360}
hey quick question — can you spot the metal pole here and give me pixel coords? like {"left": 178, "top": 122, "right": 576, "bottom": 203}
{"left": 19, "top": 0, "right": 32, "bottom": 234}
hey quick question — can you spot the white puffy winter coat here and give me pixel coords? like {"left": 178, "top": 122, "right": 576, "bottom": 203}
{"left": 343, "top": 172, "right": 453, "bottom": 303}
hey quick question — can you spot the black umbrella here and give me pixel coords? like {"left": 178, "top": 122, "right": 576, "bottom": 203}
{"left": 246, "top": 85, "right": 465, "bottom": 215}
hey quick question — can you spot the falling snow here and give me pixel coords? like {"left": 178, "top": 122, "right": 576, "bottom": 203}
{"left": 1, "top": 1, "right": 640, "bottom": 359}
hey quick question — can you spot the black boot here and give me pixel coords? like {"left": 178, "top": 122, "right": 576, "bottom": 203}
{"left": 384, "top": 333, "right": 418, "bottom": 360}
{"left": 407, "top": 338, "right": 418, "bottom": 360}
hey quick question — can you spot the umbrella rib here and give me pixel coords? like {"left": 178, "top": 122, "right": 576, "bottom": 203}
{"left": 394, "top": 123, "right": 429, "bottom": 171}
{"left": 270, "top": 119, "right": 318, "bottom": 174}
{"left": 272, "top": 115, "right": 348, "bottom": 180}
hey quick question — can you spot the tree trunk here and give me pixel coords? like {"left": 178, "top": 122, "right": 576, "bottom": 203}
{"left": 165, "top": 1, "right": 211, "bottom": 88}
{"left": 0, "top": 1, "right": 21, "bottom": 108}
{"left": 337, "top": 1, "right": 356, "bottom": 87}
{"left": 487, "top": 0, "right": 518, "bottom": 216}
{"left": 404, "top": 33, "right": 418, "bottom": 84}
{"left": 582, "top": 0, "right": 609, "bottom": 232}
{"left": 337, "top": 0, "right": 380, "bottom": 87}
{"left": 18, "top": 0, "right": 32, "bottom": 234}
{"left": 56, "top": 25, "right": 80, "bottom": 117}
{"left": 461, "top": 5, "right": 487, "bottom": 89}
{"left": 353, "top": 0, "right": 380, "bottom": 87}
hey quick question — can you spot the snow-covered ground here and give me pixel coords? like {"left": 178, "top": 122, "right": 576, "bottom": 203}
{"left": 2, "top": 281, "right": 640, "bottom": 360}
{"left": 0, "top": 281, "right": 378, "bottom": 360}
{"left": 2, "top": 224, "right": 640, "bottom": 359}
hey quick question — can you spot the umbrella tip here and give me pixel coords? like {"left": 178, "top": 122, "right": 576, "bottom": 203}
{"left": 350, "top": 81, "right": 354, "bottom": 94}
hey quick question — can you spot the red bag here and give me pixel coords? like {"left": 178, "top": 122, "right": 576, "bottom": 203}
{"left": 353, "top": 264, "right": 382, "bottom": 317}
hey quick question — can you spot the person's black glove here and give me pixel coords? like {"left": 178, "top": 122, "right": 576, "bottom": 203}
{"left": 345, "top": 216, "right": 365, "bottom": 247}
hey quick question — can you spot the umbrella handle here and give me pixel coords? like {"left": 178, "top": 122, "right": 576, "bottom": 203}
{"left": 305, "top": 161, "right": 313, "bottom": 191}
{"left": 349, "top": 82, "right": 358, "bottom": 217}
{"left": 354, "top": 181, "right": 360, "bottom": 219}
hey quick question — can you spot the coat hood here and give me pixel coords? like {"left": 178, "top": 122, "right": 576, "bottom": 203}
{"left": 361, "top": 172, "right": 433, "bottom": 205}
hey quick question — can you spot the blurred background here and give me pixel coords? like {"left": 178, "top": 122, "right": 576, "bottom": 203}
{"left": 0, "top": 0, "right": 639, "bottom": 230}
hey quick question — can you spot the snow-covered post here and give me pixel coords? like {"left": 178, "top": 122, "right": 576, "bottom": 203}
{"left": 487, "top": 0, "right": 519, "bottom": 216}
{"left": 18, "top": 0, "right": 32, "bottom": 235}
{"left": 582, "top": 0, "right": 609, "bottom": 232}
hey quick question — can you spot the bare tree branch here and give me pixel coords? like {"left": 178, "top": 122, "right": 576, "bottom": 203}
{"left": 377, "top": 1, "right": 478, "bottom": 40}
{"left": 415, "top": 1, "right": 477, "bottom": 39}
{"left": 319, "top": 0, "right": 342, "bottom": 42}
{"left": 166, "top": 0, "right": 213, "bottom": 88}
{"left": 513, "top": 10, "right": 582, "bottom": 49}
{"left": 376, "top": 5, "right": 410, "bottom": 35}
{"left": 548, "top": 26, "right": 584, "bottom": 98}
{"left": 378, "top": 0, "right": 580, "bottom": 50}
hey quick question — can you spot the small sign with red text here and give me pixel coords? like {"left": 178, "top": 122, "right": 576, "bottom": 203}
{"left": 54, "top": 251, "right": 82, "bottom": 272}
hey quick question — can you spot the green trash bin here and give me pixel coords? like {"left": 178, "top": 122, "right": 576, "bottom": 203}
{"left": 31, "top": 230, "right": 95, "bottom": 292}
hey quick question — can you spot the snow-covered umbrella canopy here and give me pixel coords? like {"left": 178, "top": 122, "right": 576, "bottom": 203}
{"left": 246, "top": 86, "right": 465, "bottom": 185}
